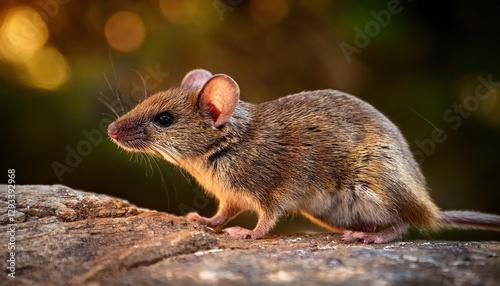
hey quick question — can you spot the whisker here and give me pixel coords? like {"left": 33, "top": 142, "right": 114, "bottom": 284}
{"left": 146, "top": 155, "right": 155, "bottom": 176}
{"left": 104, "top": 50, "right": 125, "bottom": 116}
{"left": 131, "top": 69, "right": 148, "bottom": 101}
{"left": 109, "top": 48, "right": 120, "bottom": 90}
{"left": 149, "top": 143, "right": 194, "bottom": 185}
{"left": 133, "top": 146, "right": 173, "bottom": 210}
{"left": 152, "top": 144, "right": 211, "bottom": 191}
{"left": 107, "top": 74, "right": 125, "bottom": 116}
{"left": 97, "top": 96, "right": 120, "bottom": 118}
{"left": 410, "top": 108, "right": 439, "bottom": 132}
{"left": 149, "top": 154, "right": 171, "bottom": 210}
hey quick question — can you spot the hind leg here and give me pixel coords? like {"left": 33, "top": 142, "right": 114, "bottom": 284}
{"left": 341, "top": 222, "right": 409, "bottom": 244}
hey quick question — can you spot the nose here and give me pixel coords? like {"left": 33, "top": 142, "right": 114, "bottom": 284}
{"left": 108, "top": 122, "right": 119, "bottom": 140}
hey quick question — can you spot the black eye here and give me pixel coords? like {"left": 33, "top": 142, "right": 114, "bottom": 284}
{"left": 154, "top": 111, "right": 174, "bottom": 127}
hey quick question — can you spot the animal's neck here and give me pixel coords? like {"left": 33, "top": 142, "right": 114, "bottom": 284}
{"left": 176, "top": 101, "right": 256, "bottom": 194}
{"left": 206, "top": 101, "right": 254, "bottom": 163}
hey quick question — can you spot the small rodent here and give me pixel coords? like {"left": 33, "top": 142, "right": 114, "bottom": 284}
{"left": 108, "top": 69, "right": 500, "bottom": 243}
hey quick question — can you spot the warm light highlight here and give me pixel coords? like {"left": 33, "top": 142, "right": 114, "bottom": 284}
{"left": 158, "top": 0, "right": 198, "bottom": 24}
{"left": 0, "top": 6, "right": 49, "bottom": 64}
{"left": 104, "top": 11, "right": 146, "bottom": 52}
{"left": 22, "top": 46, "right": 71, "bottom": 90}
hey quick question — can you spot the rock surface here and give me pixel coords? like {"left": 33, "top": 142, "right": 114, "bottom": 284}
{"left": 1, "top": 185, "right": 499, "bottom": 285}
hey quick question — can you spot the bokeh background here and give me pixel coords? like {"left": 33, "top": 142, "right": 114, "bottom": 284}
{"left": 1, "top": 0, "right": 499, "bottom": 240}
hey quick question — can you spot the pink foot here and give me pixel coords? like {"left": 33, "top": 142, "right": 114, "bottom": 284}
{"left": 186, "top": 212, "right": 219, "bottom": 228}
{"left": 186, "top": 212, "right": 206, "bottom": 223}
{"left": 341, "top": 223, "right": 409, "bottom": 244}
{"left": 341, "top": 231, "right": 388, "bottom": 244}
{"left": 186, "top": 212, "right": 201, "bottom": 220}
{"left": 223, "top": 226, "right": 253, "bottom": 239}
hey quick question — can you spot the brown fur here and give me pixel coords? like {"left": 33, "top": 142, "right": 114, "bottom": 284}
{"left": 108, "top": 69, "right": 500, "bottom": 243}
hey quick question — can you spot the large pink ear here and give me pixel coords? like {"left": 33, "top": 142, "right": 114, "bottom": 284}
{"left": 181, "top": 69, "right": 213, "bottom": 89}
{"left": 198, "top": 74, "right": 240, "bottom": 127}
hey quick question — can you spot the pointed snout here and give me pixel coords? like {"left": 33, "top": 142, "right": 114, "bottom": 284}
{"left": 107, "top": 122, "right": 119, "bottom": 140}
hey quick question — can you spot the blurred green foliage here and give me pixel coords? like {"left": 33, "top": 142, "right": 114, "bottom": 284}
{"left": 1, "top": 0, "right": 499, "bottom": 240}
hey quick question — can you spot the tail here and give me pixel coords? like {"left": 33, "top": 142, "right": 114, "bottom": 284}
{"left": 440, "top": 211, "right": 500, "bottom": 231}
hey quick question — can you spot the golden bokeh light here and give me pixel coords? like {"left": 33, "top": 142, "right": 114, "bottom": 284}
{"left": 22, "top": 46, "right": 71, "bottom": 90}
{"left": 458, "top": 74, "right": 500, "bottom": 127}
{"left": 249, "top": 0, "right": 289, "bottom": 26}
{"left": 0, "top": 6, "right": 49, "bottom": 64}
{"left": 158, "top": 0, "right": 198, "bottom": 24}
{"left": 104, "top": 11, "right": 146, "bottom": 52}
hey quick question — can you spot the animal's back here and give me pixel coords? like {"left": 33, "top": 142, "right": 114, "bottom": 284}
{"left": 228, "top": 90, "right": 441, "bottom": 231}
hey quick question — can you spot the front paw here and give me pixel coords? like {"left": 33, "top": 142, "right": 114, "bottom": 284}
{"left": 186, "top": 213, "right": 221, "bottom": 231}
{"left": 186, "top": 212, "right": 206, "bottom": 224}
{"left": 223, "top": 226, "right": 253, "bottom": 239}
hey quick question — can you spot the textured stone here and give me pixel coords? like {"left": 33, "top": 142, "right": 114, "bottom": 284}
{"left": 1, "top": 185, "right": 499, "bottom": 285}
